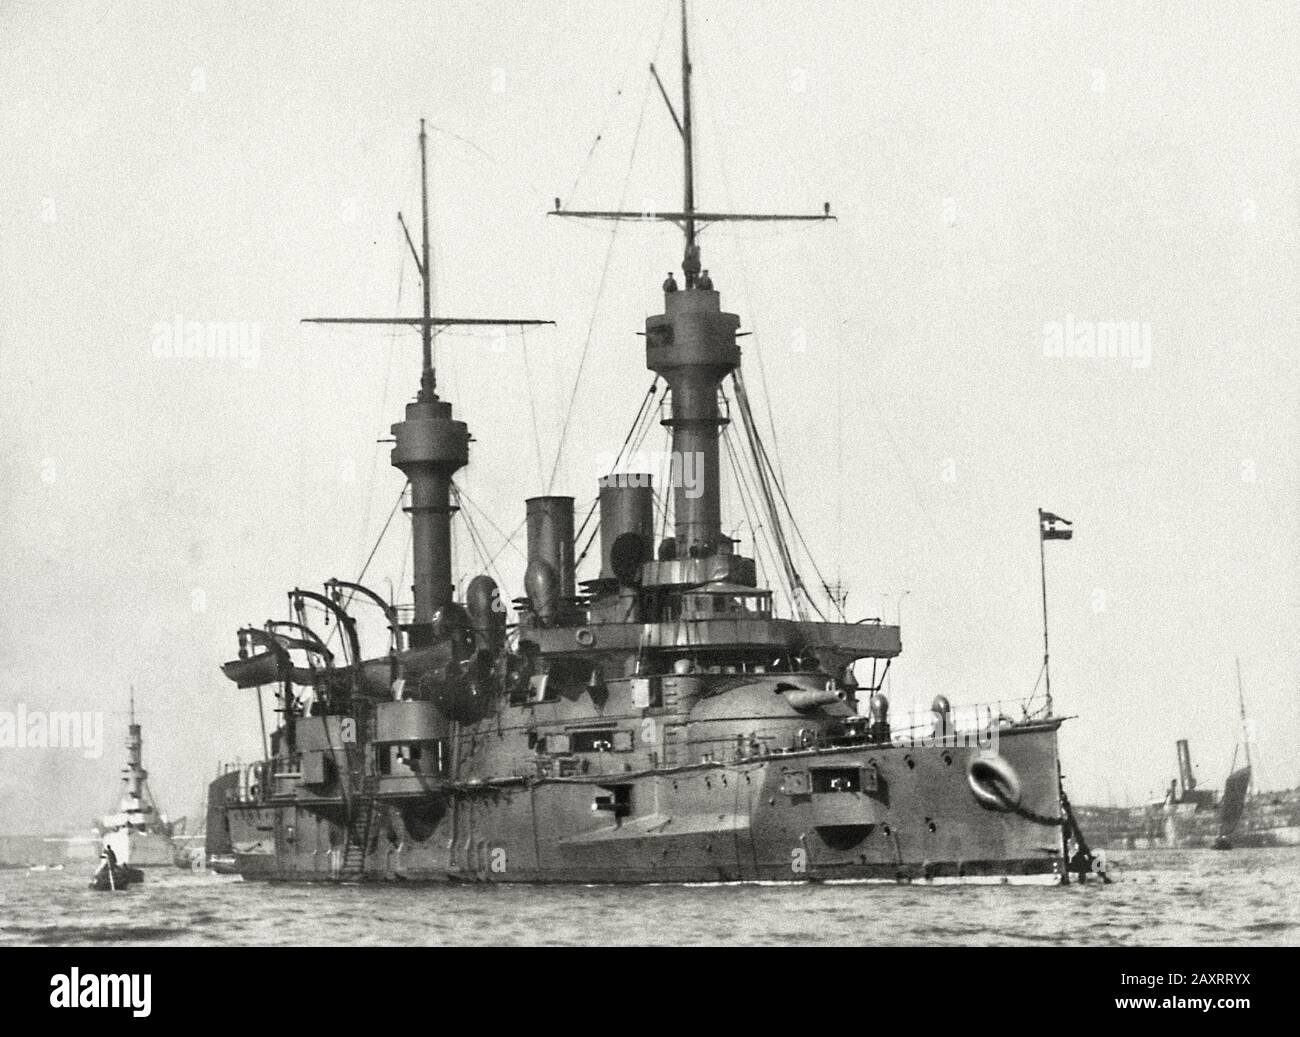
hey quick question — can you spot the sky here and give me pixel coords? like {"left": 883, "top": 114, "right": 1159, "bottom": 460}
{"left": 1, "top": 0, "right": 1297, "bottom": 831}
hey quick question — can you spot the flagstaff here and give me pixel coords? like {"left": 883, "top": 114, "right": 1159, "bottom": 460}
{"left": 1038, "top": 508, "right": 1073, "bottom": 716}
{"left": 1039, "top": 509, "right": 1051, "bottom": 715}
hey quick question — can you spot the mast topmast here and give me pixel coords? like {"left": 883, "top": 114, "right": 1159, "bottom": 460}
{"left": 303, "top": 122, "right": 553, "bottom": 633}
{"left": 552, "top": 0, "right": 834, "bottom": 286}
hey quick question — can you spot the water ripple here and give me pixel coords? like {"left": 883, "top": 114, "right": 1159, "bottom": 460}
{"left": 0, "top": 848, "right": 1295, "bottom": 946}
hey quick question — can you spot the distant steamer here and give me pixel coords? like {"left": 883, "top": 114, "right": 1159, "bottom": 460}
{"left": 1077, "top": 668, "right": 1299, "bottom": 853}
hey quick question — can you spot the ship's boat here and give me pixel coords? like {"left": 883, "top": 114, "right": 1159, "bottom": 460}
{"left": 206, "top": 2, "right": 1095, "bottom": 886}
{"left": 90, "top": 859, "right": 145, "bottom": 891}
{"left": 205, "top": 854, "right": 241, "bottom": 876}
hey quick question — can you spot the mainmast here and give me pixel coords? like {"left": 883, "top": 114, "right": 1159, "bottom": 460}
{"left": 679, "top": 0, "right": 697, "bottom": 282}
{"left": 419, "top": 119, "right": 435, "bottom": 399}
{"left": 305, "top": 122, "right": 552, "bottom": 640}
{"left": 551, "top": 0, "right": 833, "bottom": 564}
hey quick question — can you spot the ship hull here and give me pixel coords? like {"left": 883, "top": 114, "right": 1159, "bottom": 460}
{"left": 221, "top": 721, "right": 1066, "bottom": 884}
{"left": 102, "top": 830, "right": 176, "bottom": 867}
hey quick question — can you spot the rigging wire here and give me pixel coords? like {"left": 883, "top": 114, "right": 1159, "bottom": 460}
{"left": 695, "top": 63, "right": 790, "bottom": 489}
{"left": 327, "top": 147, "right": 420, "bottom": 639}
{"left": 720, "top": 415, "right": 793, "bottom": 615}
{"left": 396, "top": 515, "right": 412, "bottom": 601}
{"left": 721, "top": 420, "right": 791, "bottom": 615}
{"left": 544, "top": 56, "right": 659, "bottom": 495}
{"left": 577, "top": 377, "right": 669, "bottom": 571}
{"left": 570, "top": 495, "right": 601, "bottom": 573}
{"left": 730, "top": 370, "right": 811, "bottom": 619}
{"left": 729, "top": 430, "right": 796, "bottom": 614}
{"left": 485, "top": 519, "right": 527, "bottom": 574}
{"left": 573, "top": 377, "right": 662, "bottom": 561}
{"left": 656, "top": 424, "right": 674, "bottom": 557}
{"left": 636, "top": 386, "right": 674, "bottom": 540}
{"left": 455, "top": 482, "right": 529, "bottom": 566}
{"left": 738, "top": 371, "right": 842, "bottom": 621}
{"left": 355, "top": 483, "right": 408, "bottom": 583}
{"left": 451, "top": 482, "right": 509, "bottom": 593}
{"left": 517, "top": 328, "right": 546, "bottom": 486}
{"left": 354, "top": 240, "right": 407, "bottom": 579}
{"left": 562, "top": 1, "right": 672, "bottom": 206}
{"left": 320, "top": 480, "right": 410, "bottom": 657}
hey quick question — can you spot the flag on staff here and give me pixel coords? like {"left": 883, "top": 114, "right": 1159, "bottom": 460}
{"left": 1039, "top": 510, "right": 1073, "bottom": 541}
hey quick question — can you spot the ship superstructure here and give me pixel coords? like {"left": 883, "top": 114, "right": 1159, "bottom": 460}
{"left": 208, "top": 3, "right": 1091, "bottom": 884}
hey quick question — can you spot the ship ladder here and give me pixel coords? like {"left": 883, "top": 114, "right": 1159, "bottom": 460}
{"left": 338, "top": 796, "right": 376, "bottom": 882}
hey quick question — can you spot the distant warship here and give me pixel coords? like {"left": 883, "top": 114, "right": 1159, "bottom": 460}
{"left": 207, "top": 2, "right": 1096, "bottom": 884}
{"left": 97, "top": 691, "right": 176, "bottom": 867}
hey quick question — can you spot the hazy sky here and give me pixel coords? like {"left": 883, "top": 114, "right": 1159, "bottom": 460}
{"left": 2, "top": 0, "right": 1297, "bottom": 831}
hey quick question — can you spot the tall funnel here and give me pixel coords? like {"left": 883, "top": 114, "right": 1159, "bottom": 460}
{"left": 645, "top": 289, "right": 739, "bottom": 558}
{"left": 390, "top": 396, "right": 469, "bottom": 628}
{"left": 526, "top": 496, "right": 575, "bottom": 600}
{"left": 598, "top": 476, "right": 655, "bottom": 580}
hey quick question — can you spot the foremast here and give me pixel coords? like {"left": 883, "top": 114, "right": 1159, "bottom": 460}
{"left": 305, "top": 120, "right": 552, "bottom": 642}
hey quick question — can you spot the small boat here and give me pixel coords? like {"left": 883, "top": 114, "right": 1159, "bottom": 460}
{"left": 90, "top": 863, "right": 145, "bottom": 891}
{"left": 206, "top": 853, "right": 240, "bottom": 876}
{"left": 89, "top": 852, "right": 145, "bottom": 891}
{"left": 174, "top": 844, "right": 207, "bottom": 871}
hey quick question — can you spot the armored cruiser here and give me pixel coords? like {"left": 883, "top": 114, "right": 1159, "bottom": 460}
{"left": 207, "top": 3, "right": 1094, "bottom": 884}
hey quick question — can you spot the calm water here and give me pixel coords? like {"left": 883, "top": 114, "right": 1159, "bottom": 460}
{"left": 2, "top": 849, "right": 1296, "bottom": 946}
